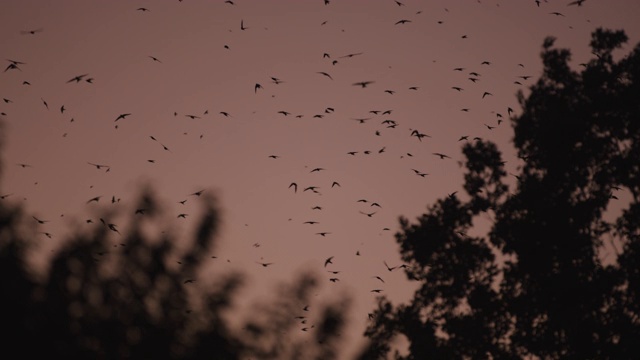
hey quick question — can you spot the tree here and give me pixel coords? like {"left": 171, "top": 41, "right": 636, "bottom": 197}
{"left": 358, "top": 28, "right": 640, "bottom": 359}
{"left": 0, "top": 123, "right": 349, "bottom": 359}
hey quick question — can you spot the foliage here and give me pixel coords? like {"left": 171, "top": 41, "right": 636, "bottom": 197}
{"left": 358, "top": 28, "right": 640, "bottom": 359}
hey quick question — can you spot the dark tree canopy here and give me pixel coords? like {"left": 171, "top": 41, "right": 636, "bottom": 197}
{"left": 358, "top": 28, "right": 640, "bottom": 359}
{"left": 0, "top": 170, "right": 349, "bottom": 359}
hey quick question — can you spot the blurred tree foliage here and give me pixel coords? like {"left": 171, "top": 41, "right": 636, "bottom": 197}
{"left": 0, "top": 128, "right": 349, "bottom": 359}
{"left": 358, "top": 28, "right": 640, "bottom": 359}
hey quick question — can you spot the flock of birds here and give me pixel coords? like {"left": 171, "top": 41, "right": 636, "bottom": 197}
{"left": 0, "top": 0, "right": 623, "bottom": 351}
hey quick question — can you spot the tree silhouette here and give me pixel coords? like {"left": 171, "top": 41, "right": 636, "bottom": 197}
{"left": 0, "top": 121, "right": 349, "bottom": 359}
{"left": 358, "top": 28, "right": 640, "bottom": 359}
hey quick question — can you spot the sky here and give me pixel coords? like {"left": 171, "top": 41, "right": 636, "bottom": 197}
{"left": 1, "top": 0, "right": 639, "bottom": 358}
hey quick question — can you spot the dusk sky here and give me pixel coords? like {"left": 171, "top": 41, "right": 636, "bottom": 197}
{"left": 2, "top": 0, "right": 639, "bottom": 357}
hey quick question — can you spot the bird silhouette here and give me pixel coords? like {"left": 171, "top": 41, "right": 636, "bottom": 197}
{"left": 240, "top": 19, "right": 248, "bottom": 30}
{"left": 67, "top": 74, "right": 89, "bottom": 83}
{"left": 255, "top": 83, "right": 262, "bottom": 93}
{"left": 149, "top": 56, "right": 162, "bottom": 63}
{"left": 21, "top": 28, "right": 44, "bottom": 35}
{"left": 86, "top": 196, "right": 102, "bottom": 204}
{"left": 353, "top": 81, "right": 375, "bottom": 88}
{"left": 115, "top": 113, "right": 131, "bottom": 121}
{"left": 395, "top": 19, "right": 411, "bottom": 25}
{"left": 324, "top": 256, "right": 334, "bottom": 267}
{"left": 32, "top": 216, "right": 49, "bottom": 224}
{"left": 317, "top": 71, "right": 333, "bottom": 80}
{"left": 256, "top": 261, "right": 273, "bottom": 267}
{"left": 190, "top": 189, "right": 205, "bottom": 196}
{"left": 433, "top": 152, "right": 451, "bottom": 159}
{"left": 289, "top": 182, "right": 298, "bottom": 193}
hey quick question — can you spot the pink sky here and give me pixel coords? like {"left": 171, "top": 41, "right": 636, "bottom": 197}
{"left": 2, "top": 0, "right": 639, "bottom": 357}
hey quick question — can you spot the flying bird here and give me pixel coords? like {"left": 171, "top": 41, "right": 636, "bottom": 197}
{"left": 115, "top": 113, "right": 131, "bottom": 121}
{"left": 353, "top": 81, "right": 375, "bottom": 88}
{"left": 395, "top": 19, "right": 411, "bottom": 25}
{"left": 67, "top": 74, "right": 89, "bottom": 83}
{"left": 324, "top": 256, "right": 334, "bottom": 267}
{"left": 433, "top": 152, "right": 451, "bottom": 159}
{"left": 289, "top": 182, "right": 298, "bottom": 193}
{"left": 317, "top": 71, "right": 333, "bottom": 80}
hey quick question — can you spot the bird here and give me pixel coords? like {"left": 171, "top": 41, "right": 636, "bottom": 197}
{"left": 304, "top": 220, "right": 319, "bottom": 225}
{"left": 353, "top": 81, "right": 375, "bottom": 88}
{"left": 67, "top": 74, "right": 89, "bottom": 83}
{"left": 316, "top": 232, "right": 331, "bottom": 237}
{"left": 256, "top": 261, "right": 273, "bottom": 267}
{"left": 433, "top": 152, "right": 451, "bottom": 159}
{"left": 395, "top": 19, "right": 411, "bottom": 25}
{"left": 383, "top": 261, "right": 396, "bottom": 272}
{"left": 317, "top": 71, "right": 333, "bottom": 80}
{"left": 240, "top": 19, "right": 248, "bottom": 30}
{"left": 482, "top": 91, "right": 493, "bottom": 98}
{"left": 324, "top": 256, "right": 334, "bottom": 267}
{"left": 177, "top": 213, "right": 188, "bottom": 218}
{"left": 86, "top": 196, "right": 102, "bottom": 204}
{"left": 88, "top": 162, "right": 110, "bottom": 170}
{"left": 60, "top": 105, "right": 66, "bottom": 113}
{"left": 33, "top": 216, "right": 49, "bottom": 224}
{"left": 371, "top": 289, "right": 383, "bottom": 293}
{"left": 458, "top": 135, "right": 469, "bottom": 141}
{"left": 189, "top": 189, "right": 205, "bottom": 196}
{"left": 359, "top": 211, "right": 377, "bottom": 217}
{"left": 289, "top": 182, "right": 298, "bottom": 193}
{"left": 373, "top": 276, "right": 385, "bottom": 283}
{"left": 255, "top": 83, "right": 262, "bottom": 93}
{"left": 568, "top": 0, "right": 586, "bottom": 5}
{"left": 452, "top": 86, "right": 463, "bottom": 91}
{"left": 277, "top": 111, "right": 291, "bottom": 116}
{"left": 183, "top": 279, "right": 195, "bottom": 284}
{"left": 149, "top": 56, "right": 162, "bottom": 63}
{"left": 310, "top": 167, "right": 325, "bottom": 173}
{"left": 331, "top": 181, "right": 340, "bottom": 188}
{"left": 21, "top": 28, "right": 44, "bottom": 35}
{"left": 268, "top": 155, "right": 280, "bottom": 159}
{"left": 329, "top": 278, "right": 339, "bottom": 282}
{"left": 115, "top": 113, "right": 131, "bottom": 121}
{"left": 185, "top": 114, "right": 200, "bottom": 119}
{"left": 549, "top": 12, "right": 565, "bottom": 16}
{"left": 137, "top": 7, "right": 150, "bottom": 12}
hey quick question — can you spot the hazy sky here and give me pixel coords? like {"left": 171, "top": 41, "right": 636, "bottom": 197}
{"left": 2, "top": 0, "right": 639, "bottom": 358}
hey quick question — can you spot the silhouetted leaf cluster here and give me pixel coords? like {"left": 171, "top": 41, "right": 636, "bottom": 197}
{"left": 358, "top": 28, "right": 640, "bottom": 359}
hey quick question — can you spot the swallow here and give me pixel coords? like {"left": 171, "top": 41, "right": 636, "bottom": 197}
{"left": 67, "top": 74, "right": 89, "bottom": 83}
{"left": 86, "top": 196, "right": 102, "bottom": 204}
{"left": 395, "top": 19, "right": 411, "bottom": 25}
{"left": 329, "top": 278, "right": 339, "bottom": 282}
{"left": 568, "top": 0, "right": 586, "bottom": 5}
{"left": 371, "top": 289, "right": 383, "bottom": 293}
{"left": 278, "top": 111, "right": 291, "bottom": 116}
{"left": 255, "top": 83, "right": 262, "bottom": 93}
{"left": 359, "top": 211, "right": 377, "bottom": 217}
{"left": 310, "top": 167, "right": 325, "bottom": 173}
{"left": 177, "top": 213, "right": 188, "bottom": 218}
{"left": 189, "top": 189, "right": 205, "bottom": 196}
{"left": 88, "top": 162, "right": 110, "bottom": 170}
{"left": 21, "top": 28, "right": 44, "bottom": 35}
{"left": 383, "top": 261, "right": 396, "bottom": 272}
{"left": 137, "top": 7, "right": 150, "bottom": 12}
{"left": 185, "top": 114, "right": 200, "bottom": 119}
{"left": 268, "top": 155, "right": 280, "bottom": 159}
{"left": 317, "top": 71, "right": 333, "bottom": 80}
{"left": 373, "top": 276, "right": 385, "bottom": 283}
{"left": 331, "top": 181, "right": 340, "bottom": 188}
{"left": 339, "top": 52, "right": 363, "bottom": 58}
{"left": 32, "top": 216, "right": 49, "bottom": 224}
{"left": 115, "top": 113, "right": 131, "bottom": 121}
{"left": 324, "top": 256, "right": 334, "bottom": 267}
{"left": 316, "top": 232, "right": 331, "bottom": 237}
{"left": 304, "top": 221, "right": 319, "bottom": 225}
{"left": 289, "top": 182, "right": 298, "bottom": 193}
{"left": 149, "top": 56, "right": 162, "bottom": 63}
{"left": 482, "top": 91, "right": 493, "bottom": 98}
{"left": 240, "top": 19, "right": 248, "bottom": 30}
{"left": 353, "top": 81, "right": 375, "bottom": 88}
{"left": 433, "top": 152, "right": 451, "bottom": 159}
{"left": 256, "top": 261, "right": 274, "bottom": 267}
